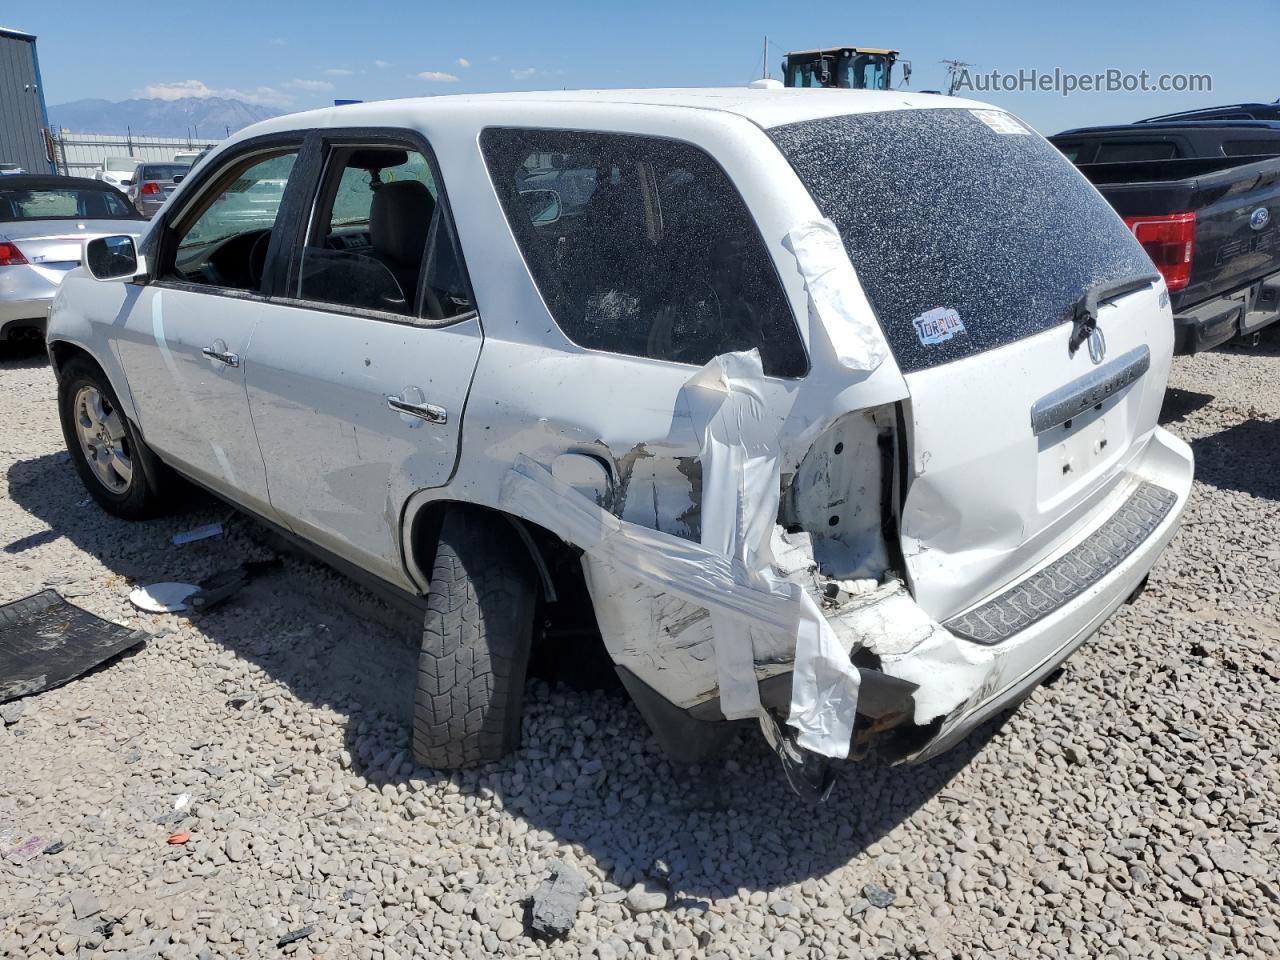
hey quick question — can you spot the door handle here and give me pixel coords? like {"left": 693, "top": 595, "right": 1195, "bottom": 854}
{"left": 202, "top": 344, "right": 240, "bottom": 367}
{"left": 386, "top": 396, "right": 447, "bottom": 424}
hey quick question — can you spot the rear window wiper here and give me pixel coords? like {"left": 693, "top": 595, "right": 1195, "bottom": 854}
{"left": 1068, "top": 271, "right": 1160, "bottom": 356}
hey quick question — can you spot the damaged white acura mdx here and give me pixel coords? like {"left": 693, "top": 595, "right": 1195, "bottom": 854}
{"left": 46, "top": 88, "right": 1193, "bottom": 798}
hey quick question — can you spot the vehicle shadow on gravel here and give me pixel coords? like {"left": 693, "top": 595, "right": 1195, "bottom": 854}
{"left": 7, "top": 448, "right": 1013, "bottom": 897}
{"left": 1189, "top": 418, "right": 1280, "bottom": 501}
{"left": 1159, "top": 387, "right": 1214, "bottom": 425}
{"left": 0, "top": 339, "right": 50, "bottom": 369}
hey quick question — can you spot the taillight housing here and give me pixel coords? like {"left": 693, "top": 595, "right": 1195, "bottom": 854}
{"left": 1123, "top": 212, "right": 1195, "bottom": 292}
{"left": 0, "top": 241, "right": 27, "bottom": 266}
{"left": 140, "top": 181, "right": 162, "bottom": 196}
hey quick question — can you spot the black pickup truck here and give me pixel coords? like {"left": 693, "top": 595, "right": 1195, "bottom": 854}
{"left": 1051, "top": 122, "right": 1280, "bottom": 354}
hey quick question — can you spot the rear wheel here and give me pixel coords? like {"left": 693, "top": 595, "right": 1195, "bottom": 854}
{"left": 412, "top": 508, "right": 536, "bottom": 769}
{"left": 58, "top": 357, "right": 164, "bottom": 520}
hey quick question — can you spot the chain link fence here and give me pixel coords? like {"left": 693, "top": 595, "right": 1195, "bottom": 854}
{"left": 48, "top": 131, "right": 220, "bottom": 178}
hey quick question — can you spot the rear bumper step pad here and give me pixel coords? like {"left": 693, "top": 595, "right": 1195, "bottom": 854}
{"left": 943, "top": 482, "right": 1178, "bottom": 645}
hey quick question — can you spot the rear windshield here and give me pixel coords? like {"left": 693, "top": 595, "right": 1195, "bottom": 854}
{"left": 0, "top": 186, "right": 134, "bottom": 221}
{"left": 770, "top": 108, "right": 1154, "bottom": 372}
{"left": 140, "top": 164, "right": 189, "bottom": 181}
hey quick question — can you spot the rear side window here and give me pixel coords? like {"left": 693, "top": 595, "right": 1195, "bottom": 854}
{"left": 1223, "top": 139, "right": 1280, "bottom": 157}
{"left": 1094, "top": 141, "right": 1180, "bottom": 162}
{"left": 771, "top": 109, "right": 1153, "bottom": 372}
{"left": 480, "top": 128, "right": 807, "bottom": 377}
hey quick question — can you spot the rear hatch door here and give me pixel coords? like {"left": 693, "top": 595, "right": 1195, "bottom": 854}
{"left": 771, "top": 106, "right": 1173, "bottom": 621}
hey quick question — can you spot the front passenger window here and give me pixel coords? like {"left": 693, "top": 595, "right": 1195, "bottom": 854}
{"left": 169, "top": 150, "right": 298, "bottom": 292}
{"left": 293, "top": 145, "right": 471, "bottom": 320}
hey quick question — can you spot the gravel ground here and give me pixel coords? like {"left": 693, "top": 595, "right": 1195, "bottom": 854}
{"left": 1, "top": 334, "right": 1277, "bottom": 960}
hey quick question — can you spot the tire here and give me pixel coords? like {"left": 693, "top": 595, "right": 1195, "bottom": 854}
{"left": 412, "top": 508, "right": 537, "bottom": 769}
{"left": 57, "top": 357, "right": 165, "bottom": 520}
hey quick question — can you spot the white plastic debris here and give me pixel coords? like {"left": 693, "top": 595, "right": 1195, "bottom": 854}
{"left": 173, "top": 793, "right": 191, "bottom": 812}
{"left": 501, "top": 350, "right": 864, "bottom": 759}
{"left": 171, "top": 523, "right": 223, "bottom": 546}
{"left": 784, "top": 218, "right": 889, "bottom": 373}
{"left": 128, "top": 582, "right": 200, "bottom": 613}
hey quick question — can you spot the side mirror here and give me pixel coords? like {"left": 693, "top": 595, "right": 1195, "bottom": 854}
{"left": 520, "top": 188, "right": 562, "bottom": 226}
{"left": 121, "top": 179, "right": 133, "bottom": 187}
{"left": 84, "top": 235, "right": 143, "bottom": 282}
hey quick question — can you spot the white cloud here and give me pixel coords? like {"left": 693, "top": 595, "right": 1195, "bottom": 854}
{"left": 268, "top": 38, "right": 287, "bottom": 47}
{"left": 510, "top": 67, "right": 537, "bottom": 81}
{"left": 142, "top": 79, "right": 293, "bottom": 107}
{"left": 413, "top": 70, "right": 459, "bottom": 83}
{"left": 325, "top": 68, "right": 354, "bottom": 76}
{"left": 457, "top": 58, "right": 471, "bottom": 69}
{"left": 286, "top": 78, "right": 335, "bottom": 91}
{"left": 374, "top": 59, "right": 392, "bottom": 69}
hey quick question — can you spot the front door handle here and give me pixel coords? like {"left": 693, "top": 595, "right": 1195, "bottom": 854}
{"left": 202, "top": 340, "right": 240, "bottom": 367}
{"left": 386, "top": 395, "right": 447, "bottom": 424}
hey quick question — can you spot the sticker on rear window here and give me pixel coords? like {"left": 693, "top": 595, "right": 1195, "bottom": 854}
{"left": 971, "top": 110, "right": 1029, "bottom": 135}
{"left": 912, "top": 307, "right": 966, "bottom": 345}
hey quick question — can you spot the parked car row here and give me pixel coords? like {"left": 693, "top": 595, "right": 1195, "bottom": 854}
{"left": 91, "top": 153, "right": 201, "bottom": 217}
{"left": 37, "top": 87, "right": 1196, "bottom": 795}
{"left": 1051, "top": 103, "right": 1280, "bottom": 353}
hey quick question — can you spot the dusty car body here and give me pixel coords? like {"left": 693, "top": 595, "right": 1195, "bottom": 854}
{"left": 45, "top": 89, "right": 1192, "bottom": 794}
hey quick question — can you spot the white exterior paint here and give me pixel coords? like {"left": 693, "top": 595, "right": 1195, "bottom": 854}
{"left": 46, "top": 88, "right": 1194, "bottom": 764}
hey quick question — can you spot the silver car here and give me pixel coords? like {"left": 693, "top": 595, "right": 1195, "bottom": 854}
{"left": 0, "top": 175, "right": 146, "bottom": 343}
{"left": 126, "top": 162, "right": 190, "bottom": 218}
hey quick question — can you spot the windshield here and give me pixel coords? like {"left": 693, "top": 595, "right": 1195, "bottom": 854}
{"left": 770, "top": 108, "right": 1154, "bottom": 372}
{"left": 105, "top": 158, "right": 137, "bottom": 173}
{"left": 842, "top": 54, "right": 890, "bottom": 89}
{"left": 140, "top": 164, "right": 189, "bottom": 182}
{"left": 0, "top": 186, "right": 135, "bottom": 221}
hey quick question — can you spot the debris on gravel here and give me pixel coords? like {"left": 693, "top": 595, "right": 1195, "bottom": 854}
{"left": 529, "top": 857, "right": 589, "bottom": 939}
{"left": 1, "top": 331, "right": 1279, "bottom": 959}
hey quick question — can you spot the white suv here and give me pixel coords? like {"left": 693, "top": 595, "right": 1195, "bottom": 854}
{"left": 46, "top": 89, "right": 1193, "bottom": 796}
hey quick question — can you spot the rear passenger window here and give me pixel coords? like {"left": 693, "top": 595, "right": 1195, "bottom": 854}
{"left": 293, "top": 145, "right": 471, "bottom": 320}
{"left": 1222, "top": 139, "right": 1280, "bottom": 157}
{"left": 480, "top": 128, "right": 807, "bottom": 377}
{"left": 1094, "top": 141, "right": 1179, "bottom": 162}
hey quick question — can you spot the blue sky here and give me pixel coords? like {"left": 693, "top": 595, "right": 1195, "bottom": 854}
{"left": 16, "top": 0, "right": 1279, "bottom": 133}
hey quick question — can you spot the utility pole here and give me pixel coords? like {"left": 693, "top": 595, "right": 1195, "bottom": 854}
{"left": 941, "top": 59, "right": 974, "bottom": 97}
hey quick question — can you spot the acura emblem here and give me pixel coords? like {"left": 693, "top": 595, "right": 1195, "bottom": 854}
{"left": 1250, "top": 207, "right": 1271, "bottom": 231}
{"left": 1087, "top": 327, "right": 1107, "bottom": 365}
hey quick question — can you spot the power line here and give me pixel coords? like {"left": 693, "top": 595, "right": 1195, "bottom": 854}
{"left": 940, "top": 59, "right": 975, "bottom": 97}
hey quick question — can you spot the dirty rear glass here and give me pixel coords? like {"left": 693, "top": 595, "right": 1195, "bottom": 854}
{"left": 770, "top": 109, "right": 1155, "bottom": 372}
{"left": 481, "top": 128, "right": 808, "bottom": 377}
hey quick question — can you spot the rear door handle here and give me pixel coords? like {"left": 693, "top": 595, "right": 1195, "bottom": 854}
{"left": 201, "top": 340, "right": 240, "bottom": 367}
{"left": 386, "top": 395, "right": 447, "bottom": 424}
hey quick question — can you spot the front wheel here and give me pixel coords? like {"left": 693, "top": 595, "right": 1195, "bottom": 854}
{"left": 412, "top": 508, "right": 536, "bottom": 769}
{"left": 57, "top": 357, "right": 164, "bottom": 520}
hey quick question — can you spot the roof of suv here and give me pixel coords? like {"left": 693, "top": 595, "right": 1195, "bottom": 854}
{"left": 237, "top": 87, "right": 988, "bottom": 140}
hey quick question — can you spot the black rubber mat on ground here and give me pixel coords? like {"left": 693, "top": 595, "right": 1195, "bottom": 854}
{"left": 0, "top": 589, "right": 148, "bottom": 703}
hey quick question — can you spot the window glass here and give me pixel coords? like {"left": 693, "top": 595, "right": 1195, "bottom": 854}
{"left": 140, "top": 164, "right": 189, "bottom": 181}
{"left": 292, "top": 145, "right": 468, "bottom": 319}
{"left": 0, "top": 186, "right": 134, "bottom": 220}
{"left": 480, "top": 128, "right": 807, "bottom": 377}
{"left": 170, "top": 150, "right": 298, "bottom": 291}
{"left": 771, "top": 109, "right": 1153, "bottom": 373}
{"left": 1223, "top": 139, "right": 1280, "bottom": 157}
{"left": 1094, "top": 141, "right": 1179, "bottom": 162}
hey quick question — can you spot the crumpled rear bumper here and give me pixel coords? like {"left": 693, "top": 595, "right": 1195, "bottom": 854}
{"left": 885, "top": 425, "right": 1193, "bottom": 763}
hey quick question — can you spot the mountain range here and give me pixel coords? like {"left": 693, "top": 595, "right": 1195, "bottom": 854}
{"left": 47, "top": 97, "right": 279, "bottom": 138}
